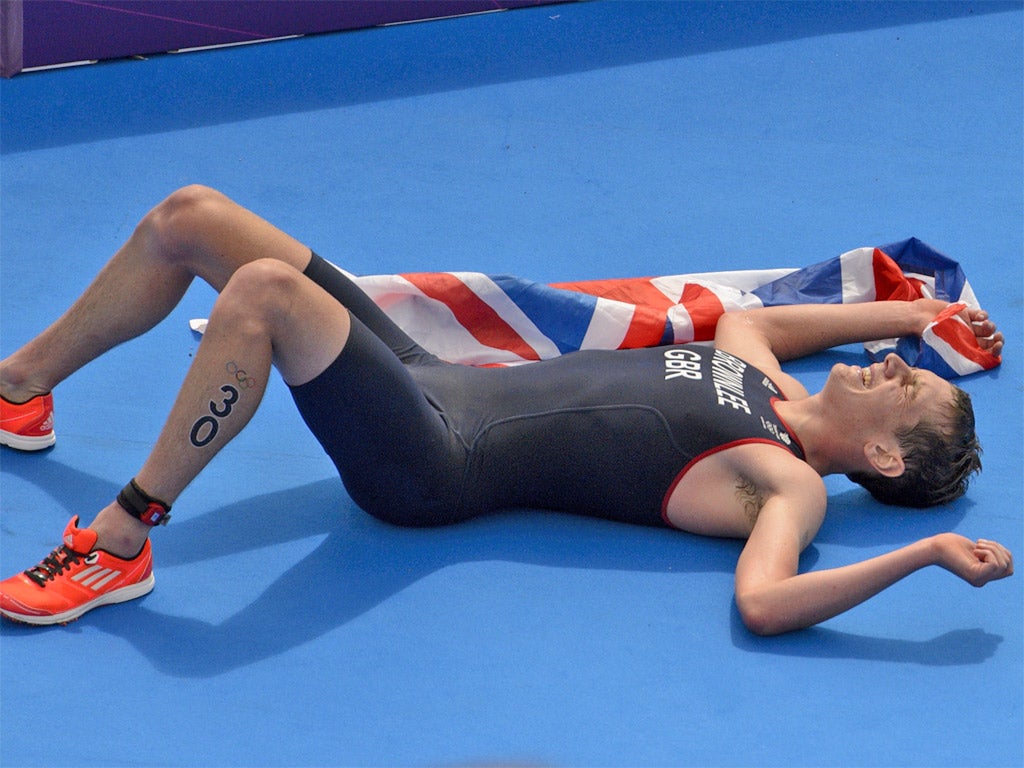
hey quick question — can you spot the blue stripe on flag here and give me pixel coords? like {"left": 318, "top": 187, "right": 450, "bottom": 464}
{"left": 490, "top": 275, "right": 598, "bottom": 354}
{"left": 878, "top": 237, "right": 967, "bottom": 301}
{"left": 868, "top": 336, "right": 959, "bottom": 380}
{"left": 750, "top": 256, "right": 844, "bottom": 306}
{"left": 660, "top": 317, "right": 675, "bottom": 346}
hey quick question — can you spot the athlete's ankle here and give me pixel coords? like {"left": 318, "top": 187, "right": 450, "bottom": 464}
{"left": 0, "top": 361, "right": 51, "bottom": 404}
{"left": 88, "top": 504, "right": 152, "bottom": 559}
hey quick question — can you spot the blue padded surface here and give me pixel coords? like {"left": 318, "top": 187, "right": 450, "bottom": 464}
{"left": 1, "top": 3, "right": 1021, "bottom": 766}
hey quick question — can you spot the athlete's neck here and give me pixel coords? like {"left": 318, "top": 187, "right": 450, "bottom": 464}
{"left": 774, "top": 396, "right": 864, "bottom": 477}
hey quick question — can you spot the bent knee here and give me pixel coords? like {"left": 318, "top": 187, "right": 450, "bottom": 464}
{"left": 137, "top": 185, "right": 231, "bottom": 257}
{"left": 219, "top": 259, "right": 305, "bottom": 311}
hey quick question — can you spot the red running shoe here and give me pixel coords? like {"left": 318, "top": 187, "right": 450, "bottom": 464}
{"left": 0, "top": 517, "right": 154, "bottom": 625}
{"left": 0, "top": 393, "right": 56, "bottom": 451}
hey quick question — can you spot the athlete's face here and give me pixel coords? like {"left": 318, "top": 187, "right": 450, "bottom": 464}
{"left": 822, "top": 353, "right": 955, "bottom": 437}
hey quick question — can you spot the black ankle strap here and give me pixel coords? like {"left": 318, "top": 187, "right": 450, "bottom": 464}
{"left": 117, "top": 479, "right": 171, "bottom": 526}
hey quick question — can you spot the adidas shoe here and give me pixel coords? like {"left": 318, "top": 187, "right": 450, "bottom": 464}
{"left": 0, "top": 516, "right": 154, "bottom": 625}
{"left": 0, "top": 392, "right": 56, "bottom": 451}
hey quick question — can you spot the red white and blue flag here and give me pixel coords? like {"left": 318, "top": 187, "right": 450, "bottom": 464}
{"left": 340, "top": 238, "right": 998, "bottom": 379}
{"left": 191, "top": 238, "right": 999, "bottom": 379}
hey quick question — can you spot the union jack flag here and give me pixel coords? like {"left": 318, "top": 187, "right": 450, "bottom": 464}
{"left": 343, "top": 238, "right": 999, "bottom": 379}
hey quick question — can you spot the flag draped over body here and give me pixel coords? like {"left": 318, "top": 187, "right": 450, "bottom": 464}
{"left": 340, "top": 238, "right": 999, "bottom": 379}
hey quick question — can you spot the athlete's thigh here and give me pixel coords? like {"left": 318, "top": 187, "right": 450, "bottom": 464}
{"left": 289, "top": 318, "right": 464, "bottom": 525}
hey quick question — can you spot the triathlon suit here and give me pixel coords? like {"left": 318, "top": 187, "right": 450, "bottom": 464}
{"left": 290, "top": 253, "right": 806, "bottom": 528}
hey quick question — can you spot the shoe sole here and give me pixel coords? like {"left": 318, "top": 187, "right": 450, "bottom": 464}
{"left": 0, "top": 573, "right": 155, "bottom": 626}
{"left": 0, "top": 429, "right": 56, "bottom": 451}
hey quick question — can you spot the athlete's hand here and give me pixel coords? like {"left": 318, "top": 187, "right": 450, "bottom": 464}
{"left": 912, "top": 299, "right": 1004, "bottom": 358}
{"left": 931, "top": 533, "right": 1014, "bottom": 587}
{"left": 960, "top": 306, "right": 1004, "bottom": 357}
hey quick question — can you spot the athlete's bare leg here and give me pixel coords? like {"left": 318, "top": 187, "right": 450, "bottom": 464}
{"left": 0, "top": 186, "right": 351, "bottom": 556}
{"left": 86, "top": 258, "right": 352, "bottom": 557}
{"left": 0, "top": 185, "right": 314, "bottom": 403}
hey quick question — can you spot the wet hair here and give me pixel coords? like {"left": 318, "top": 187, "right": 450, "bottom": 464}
{"left": 846, "top": 385, "right": 981, "bottom": 508}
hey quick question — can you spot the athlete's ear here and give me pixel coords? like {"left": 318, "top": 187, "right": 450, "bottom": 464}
{"left": 864, "top": 440, "right": 905, "bottom": 478}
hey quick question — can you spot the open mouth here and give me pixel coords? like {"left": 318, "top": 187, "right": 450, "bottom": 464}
{"left": 860, "top": 366, "right": 872, "bottom": 388}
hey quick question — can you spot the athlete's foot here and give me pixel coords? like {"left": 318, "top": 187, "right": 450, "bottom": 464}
{"left": 0, "top": 392, "right": 56, "bottom": 450}
{"left": 0, "top": 516, "right": 154, "bottom": 625}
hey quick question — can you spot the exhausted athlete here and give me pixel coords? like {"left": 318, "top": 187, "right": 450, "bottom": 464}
{"left": 0, "top": 186, "right": 1012, "bottom": 634}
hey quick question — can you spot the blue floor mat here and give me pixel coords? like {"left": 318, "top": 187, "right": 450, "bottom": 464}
{"left": 1, "top": 3, "right": 1021, "bottom": 766}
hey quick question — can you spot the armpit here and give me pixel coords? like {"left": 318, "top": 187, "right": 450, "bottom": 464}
{"left": 734, "top": 475, "right": 767, "bottom": 527}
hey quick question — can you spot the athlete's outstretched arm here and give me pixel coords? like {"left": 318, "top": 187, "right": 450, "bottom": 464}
{"left": 732, "top": 476, "right": 1014, "bottom": 635}
{"left": 714, "top": 299, "right": 1003, "bottom": 397}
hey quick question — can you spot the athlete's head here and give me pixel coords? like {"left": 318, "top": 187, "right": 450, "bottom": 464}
{"left": 816, "top": 353, "right": 981, "bottom": 507}
{"left": 846, "top": 382, "right": 981, "bottom": 507}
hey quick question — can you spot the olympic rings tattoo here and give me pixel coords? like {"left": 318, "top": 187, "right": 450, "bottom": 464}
{"left": 225, "top": 360, "right": 258, "bottom": 389}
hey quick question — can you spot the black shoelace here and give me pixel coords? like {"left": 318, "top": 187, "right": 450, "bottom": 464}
{"left": 25, "top": 546, "right": 83, "bottom": 587}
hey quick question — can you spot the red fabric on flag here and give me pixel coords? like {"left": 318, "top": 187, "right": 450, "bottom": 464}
{"left": 550, "top": 276, "right": 671, "bottom": 303}
{"left": 872, "top": 248, "right": 925, "bottom": 301}
{"left": 552, "top": 276, "right": 677, "bottom": 349}
{"left": 679, "top": 283, "right": 726, "bottom": 342}
{"left": 928, "top": 303, "right": 1000, "bottom": 367}
{"left": 620, "top": 304, "right": 670, "bottom": 349}
{"left": 401, "top": 273, "right": 541, "bottom": 361}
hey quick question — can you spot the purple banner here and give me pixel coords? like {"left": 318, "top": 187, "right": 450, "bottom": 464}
{"left": 3, "top": 0, "right": 553, "bottom": 77}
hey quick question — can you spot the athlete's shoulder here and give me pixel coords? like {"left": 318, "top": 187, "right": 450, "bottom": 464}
{"left": 712, "top": 317, "right": 809, "bottom": 400}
